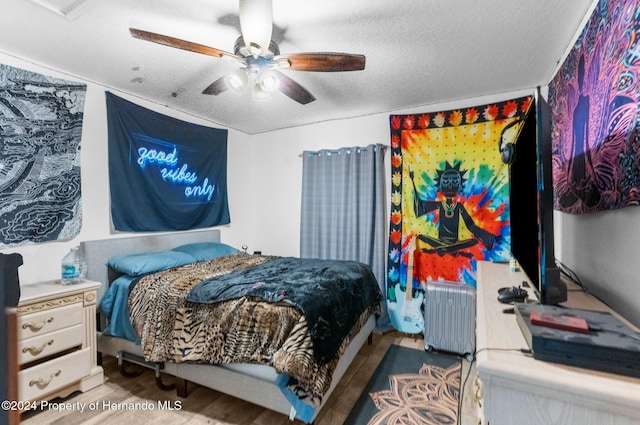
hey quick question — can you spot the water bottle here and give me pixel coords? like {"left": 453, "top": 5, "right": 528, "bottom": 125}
{"left": 61, "top": 246, "right": 87, "bottom": 285}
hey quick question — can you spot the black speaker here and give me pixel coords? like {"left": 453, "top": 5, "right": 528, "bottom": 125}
{"left": 1, "top": 253, "right": 23, "bottom": 307}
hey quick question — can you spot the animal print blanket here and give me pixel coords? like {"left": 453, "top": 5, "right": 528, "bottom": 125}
{"left": 128, "top": 252, "right": 380, "bottom": 409}
{"left": 186, "top": 256, "right": 382, "bottom": 364}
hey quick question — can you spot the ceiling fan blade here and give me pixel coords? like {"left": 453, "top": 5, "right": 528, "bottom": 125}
{"left": 279, "top": 53, "right": 366, "bottom": 72}
{"left": 202, "top": 77, "right": 229, "bottom": 95}
{"left": 274, "top": 71, "right": 316, "bottom": 105}
{"left": 239, "top": 0, "right": 273, "bottom": 55}
{"left": 130, "top": 28, "right": 239, "bottom": 60}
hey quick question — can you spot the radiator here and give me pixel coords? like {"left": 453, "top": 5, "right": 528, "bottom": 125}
{"left": 423, "top": 281, "right": 476, "bottom": 359}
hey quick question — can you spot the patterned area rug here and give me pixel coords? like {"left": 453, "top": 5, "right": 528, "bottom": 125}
{"left": 345, "top": 344, "right": 461, "bottom": 425}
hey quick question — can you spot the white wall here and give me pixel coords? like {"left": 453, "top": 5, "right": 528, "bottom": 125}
{"left": 556, "top": 209, "right": 640, "bottom": 327}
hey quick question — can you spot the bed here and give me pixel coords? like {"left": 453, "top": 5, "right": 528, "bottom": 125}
{"left": 80, "top": 229, "right": 381, "bottom": 424}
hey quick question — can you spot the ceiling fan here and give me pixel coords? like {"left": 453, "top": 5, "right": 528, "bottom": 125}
{"left": 130, "top": 0, "right": 366, "bottom": 104}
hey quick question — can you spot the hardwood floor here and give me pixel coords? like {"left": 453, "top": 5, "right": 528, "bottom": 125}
{"left": 20, "top": 331, "right": 480, "bottom": 425}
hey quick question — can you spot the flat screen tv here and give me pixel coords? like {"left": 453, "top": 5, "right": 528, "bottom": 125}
{"left": 508, "top": 88, "right": 567, "bottom": 305}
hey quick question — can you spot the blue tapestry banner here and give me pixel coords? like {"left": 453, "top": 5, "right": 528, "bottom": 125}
{"left": 106, "top": 92, "right": 230, "bottom": 231}
{"left": 0, "top": 64, "right": 86, "bottom": 247}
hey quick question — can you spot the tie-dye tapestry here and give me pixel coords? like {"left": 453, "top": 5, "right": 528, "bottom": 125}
{"left": 387, "top": 96, "right": 532, "bottom": 333}
{"left": 106, "top": 92, "right": 230, "bottom": 232}
{"left": 549, "top": 0, "right": 640, "bottom": 214}
{"left": 0, "top": 64, "right": 86, "bottom": 247}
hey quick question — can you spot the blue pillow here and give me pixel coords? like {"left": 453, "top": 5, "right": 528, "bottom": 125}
{"left": 172, "top": 242, "right": 238, "bottom": 262}
{"left": 107, "top": 250, "right": 196, "bottom": 276}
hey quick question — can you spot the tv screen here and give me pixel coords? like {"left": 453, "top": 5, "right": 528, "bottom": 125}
{"left": 509, "top": 89, "right": 567, "bottom": 305}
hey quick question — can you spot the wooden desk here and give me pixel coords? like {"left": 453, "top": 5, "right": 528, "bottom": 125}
{"left": 475, "top": 261, "right": 640, "bottom": 425}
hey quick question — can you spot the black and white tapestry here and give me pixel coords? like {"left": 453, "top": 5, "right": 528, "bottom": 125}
{"left": 106, "top": 92, "right": 230, "bottom": 232}
{"left": 0, "top": 64, "right": 86, "bottom": 247}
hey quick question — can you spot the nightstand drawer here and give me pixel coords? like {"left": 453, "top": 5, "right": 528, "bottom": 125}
{"left": 18, "top": 348, "right": 91, "bottom": 402}
{"left": 18, "top": 303, "right": 83, "bottom": 339}
{"left": 18, "top": 324, "right": 84, "bottom": 365}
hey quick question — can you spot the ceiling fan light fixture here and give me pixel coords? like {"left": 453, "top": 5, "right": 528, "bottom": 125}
{"left": 225, "top": 69, "right": 249, "bottom": 93}
{"left": 252, "top": 83, "right": 272, "bottom": 101}
{"left": 258, "top": 69, "right": 280, "bottom": 92}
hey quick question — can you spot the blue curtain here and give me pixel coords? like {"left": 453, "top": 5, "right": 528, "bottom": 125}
{"left": 300, "top": 144, "right": 389, "bottom": 328}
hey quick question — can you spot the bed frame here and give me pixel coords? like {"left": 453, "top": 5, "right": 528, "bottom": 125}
{"left": 80, "top": 229, "right": 375, "bottom": 423}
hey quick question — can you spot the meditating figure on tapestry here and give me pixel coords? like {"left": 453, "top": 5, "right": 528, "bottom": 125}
{"left": 410, "top": 162, "right": 495, "bottom": 258}
{"left": 560, "top": 54, "right": 601, "bottom": 209}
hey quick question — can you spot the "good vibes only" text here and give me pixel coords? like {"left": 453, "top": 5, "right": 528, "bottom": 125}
{"left": 137, "top": 146, "right": 214, "bottom": 201}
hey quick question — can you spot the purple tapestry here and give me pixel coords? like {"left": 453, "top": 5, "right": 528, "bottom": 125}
{"left": 549, "top": 0, "right": 640, "bottom": 213}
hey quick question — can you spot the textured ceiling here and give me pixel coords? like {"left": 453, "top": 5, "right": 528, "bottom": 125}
{"left": 0, "top": 0, "right": 595, "bottom": 134}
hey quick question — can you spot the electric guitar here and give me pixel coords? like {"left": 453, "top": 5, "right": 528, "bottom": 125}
{"left": 388, "top": 235, "right": 424, "bottom": 333}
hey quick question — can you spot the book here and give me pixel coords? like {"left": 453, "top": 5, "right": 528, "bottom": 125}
{"left": 529, "top": 310, "right": 589, "bottom": 334}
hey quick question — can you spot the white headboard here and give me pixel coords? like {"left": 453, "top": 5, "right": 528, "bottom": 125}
{"left": 80, "top": 229, "right": 221, "bottom": 303}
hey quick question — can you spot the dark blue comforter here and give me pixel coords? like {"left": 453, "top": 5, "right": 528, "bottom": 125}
{"left": 186, "top": 256, "right": 382, "bottom": 364}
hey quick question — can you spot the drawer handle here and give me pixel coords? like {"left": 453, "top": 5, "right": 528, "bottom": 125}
{"left": 474, "top": 379, "right": 483, "bottom": 406}
{"left": 22, "top": 339, "right": 54, "bottom": 356}
{"left": 29, "top": 370, "right": 61, "bottom": 388}
{"left": 22, "top": 317, "right": 54, "bottom": 332}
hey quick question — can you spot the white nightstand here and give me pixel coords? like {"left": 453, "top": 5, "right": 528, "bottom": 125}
{"left": 16, "top": 280, "right": 104, "bottom": 402}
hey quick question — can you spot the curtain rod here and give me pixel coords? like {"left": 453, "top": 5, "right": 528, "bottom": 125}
{"left": 299, "top": 144, "right": 388, "bottom": 158}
